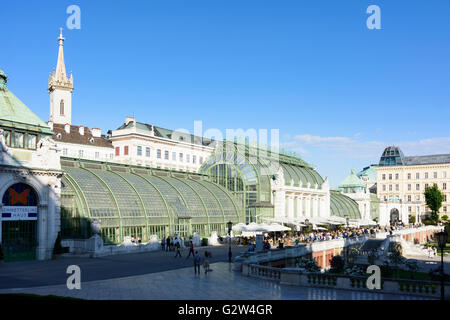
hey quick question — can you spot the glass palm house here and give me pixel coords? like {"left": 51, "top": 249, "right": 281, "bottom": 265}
{"left": 60, "top": 158, "right": 243, "bottom": 244}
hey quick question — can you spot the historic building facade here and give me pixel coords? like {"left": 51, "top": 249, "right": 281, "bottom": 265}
{"left": 376, "top": 146, "right": 450, "bottom": 221}
{"left": 109, "top": 116, "right": 215, "bottom": 172}
{"left": 0, "top": 69, "right": 62, "bottom": 261}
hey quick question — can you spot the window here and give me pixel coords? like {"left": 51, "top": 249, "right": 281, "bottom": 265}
{"left": 95, "top": 152, "right": 99, "bottom": 159}
{"left": 395, "top": 184, "right": 399, "bottom": 191}
{"left": 146, "top": 147, "right": 150, "bottom": 157}
{"left": 425, "top": 172, "right": 428, "bottom": 179}
{"left": 60, "top": 100, "right": 64, "bottom": 115}
{"left": 115, "top": 147, "right": 120, "bottom": 156}
{"left": 408, "top": 184, "right": 411, "bottom": 191}
{"left": 124, "top": 146, "right": 129, "bottom": 155}
{"left": 2, "top": 130, "right": 11, "bottom": 147}
{"left": 416, "top": 184, "right": 420, "bottom": 191}
{"left": 137, "top": 146, "right": 142, "bottom": 156}
{"left": 389, "top": 185, "right": 392, "bottom": 191}
{"left": 172, "top": 152, "right": 176, "bottom": 161}
{"left": 63, "top": 148, "right": 68, "bottom": 156}
{"left": 445, "top": 195, "right": 447, "bottom": 202}
{"left": 407, "top": 195, "right": 411, "bottom": 202}
{"left": 78, "top": 150, "right": 83, "bottom": 158}
{"left": 395, "top": 173, "right": 399, "bottom": 180}
{"left": 193, "top": 155, "right": 196, "bottom": 164}
{"left": 444, "top": 206, "right": 447, "bottom": 212}
{"left": 25, "top": 134, "right": 37, "bottom": 149}
{"left": 13, "top": 132, "right": 24, "bottom": 148}
{"left": 443, "top": 172, "right": 447, "bottom": 179}
{"left": 389, "top": 174, "right": 392, "bottom": 180}
{"left": 199, "top": 156, "right": 203, "bottom": 164}
{"left": 407, "top": 173, "right": 411, "bottom": 180}
{"left": 433, "top": 172, "right": 437, "bottom": 179}
{"left": 382, "top": 174, "right": 386, "bottom": 180}
{"left": 416, "top": 195, "right": 420, "bottom": 201}
{"left": 186, "top": 154, "right": 190, "bottom": 163}
{"left": 157, "top": 149, "right": 161, "bottom": 158}
{"left": 425, "top": 183, "right": 429, "bottom": 189}
{"left": 382, "top": 185, "right": 386, "bottom": 191}
{"left": 444, "top": 183, "right": 447, "bottom": 190}
{"left": 179, "top": 153, "right": 183, "bottom": 162}
{"left": 164, "top": 150, "right": 169, "bottom": 160}
{"left": 408, "top": 206, "right": 412, "bottom": 212}
{"left": 110, "top": 154, "right": 113, "bottom": 159}
{"left": 416, "top": 173, "right": 420, "bottom": 179}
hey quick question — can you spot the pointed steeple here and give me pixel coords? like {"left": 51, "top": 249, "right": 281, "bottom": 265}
{"left": 48, "top": 28, "right": 73, "bottom": 125}
{"left": 49, "top": 28, "right": 73, "bottom": 91}
{"left": 55, "top": 28, "right": 67, "bottom": 81}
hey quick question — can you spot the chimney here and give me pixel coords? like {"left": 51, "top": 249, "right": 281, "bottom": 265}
{"left": 125, "top": 116, "right": 135, "bottom": 125}
{"left": 64, "top": 124, "right": 70, "bottom": 134}
{"left": 47, "top": 121, "right": 53, "bottom": 130}
{"left": 79, "top": 126, "right": 85, "bottom": 136}
{"left": 92, "top": 128, "right": 101, "bottom": 138}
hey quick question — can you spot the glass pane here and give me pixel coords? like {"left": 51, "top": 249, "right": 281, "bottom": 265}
{"left": 26, "top": 134, "right": 37, "bottom": 149}
{"left": 14, "top": 132, "right": 24, "bottom": 148}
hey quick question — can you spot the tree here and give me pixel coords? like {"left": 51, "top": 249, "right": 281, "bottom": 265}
{"left": 442, "top": 215, "right": 448, "bottom": 222}
{"left": 409, "top": 216, "right": 416, "bottom": 224}
{"left": 424, "top": 184, "right": 444, "bottom": 225}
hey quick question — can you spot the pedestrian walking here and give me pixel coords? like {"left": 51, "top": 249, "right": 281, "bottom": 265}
{"left": 174, "top": 241, "right": 182, "bottom": 258}
{"left": 186, "top": 240, "right": 195, "bottom": 258}
{"left": 166, "top": 236, "right": 170, "bottom": 251}
{"left": 194, "top": 251, "right": 201, "bottom": 275}
{"left": 161, "top": 237, "right": 166, "bottom": 251}
{"left": 203, "top": 251, "right": 211, "bottom": 274}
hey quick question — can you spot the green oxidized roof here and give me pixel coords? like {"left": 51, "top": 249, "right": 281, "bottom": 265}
{"left": 330, "top": 190, "right": 361, "bottom": 219}
{"left": 0, "top": 70, "right": 52, "bottom": 135}
{"left": 339, "top": 169, "right": 365, "bottom": 188}
{"left": 357, "top": 165, "right": 377, "bottom": 182}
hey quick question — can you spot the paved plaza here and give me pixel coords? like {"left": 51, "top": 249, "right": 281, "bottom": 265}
{"left": 0, "top": 261, "right": 434, "bottom": 300}
{"left": 1, "top": 244, "right": 447, "bottom": 300}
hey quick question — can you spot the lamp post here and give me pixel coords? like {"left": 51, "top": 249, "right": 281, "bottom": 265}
{"left": 436, "top": 231, "right": 448, "bottom": 301}
{"left": 227, "top": 221, "right": 233, "bottom": 263}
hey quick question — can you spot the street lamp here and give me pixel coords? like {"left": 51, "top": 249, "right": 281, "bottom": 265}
{"left": 436, "top": 231, "right": 448, "bottom": 301}
{"left": 227, "top": 221, "right": 233, "bottom": 263}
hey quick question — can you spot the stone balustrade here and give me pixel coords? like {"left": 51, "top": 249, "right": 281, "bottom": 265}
{"left": 242, "top": 263, "right": 450, "bottom": 299}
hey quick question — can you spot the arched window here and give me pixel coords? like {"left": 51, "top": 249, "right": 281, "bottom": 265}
{"left": 60, "top": 100, "right": 64, "bottom": 115}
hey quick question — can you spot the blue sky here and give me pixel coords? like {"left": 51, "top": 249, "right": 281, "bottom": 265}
{"left": 2, "top": 0, "right": 450, "bottom": 187}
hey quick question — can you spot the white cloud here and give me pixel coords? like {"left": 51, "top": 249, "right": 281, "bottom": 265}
{"left": 281, "top": 134, "right": 450, "bottom": 161}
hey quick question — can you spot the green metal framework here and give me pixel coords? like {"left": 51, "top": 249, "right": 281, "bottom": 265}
{"left": 199, "top": 142, "right": 325, "bottom": 223}
{"left": 60, "top": 158, "right": 243, "bottom": 244}
{"left": 330, "top": 190, "right": 361, "bottom": 219}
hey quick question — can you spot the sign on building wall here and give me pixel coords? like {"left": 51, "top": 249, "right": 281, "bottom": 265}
{"left": 1, "top": 183, "right": 38, "bottom": 220}
{"left": 1, "top": 206, "right": 38, "bottom": 221}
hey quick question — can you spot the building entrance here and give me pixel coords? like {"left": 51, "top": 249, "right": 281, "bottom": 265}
{"left": 1, "top": 183, "right": 38, "bottom": 261}
{"left": 390, "top": 208, "right": 400, "bottom": 225}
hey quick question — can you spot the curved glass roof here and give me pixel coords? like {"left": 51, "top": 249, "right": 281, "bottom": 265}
{"left": 200, "top": 142, "right": 324, "bottom": 190}
{"left": 60, "top": 159, "right": 243, "bottom": 233}
{"left": 330, "top": 190, "right": 361, "bottom": 219}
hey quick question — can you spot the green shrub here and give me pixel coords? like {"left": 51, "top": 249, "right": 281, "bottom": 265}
{"left": 201, "top": 238, "right": 208, "bottom": 246}
{"left": 329, "top": 255, "right": 345, "bottom": 273}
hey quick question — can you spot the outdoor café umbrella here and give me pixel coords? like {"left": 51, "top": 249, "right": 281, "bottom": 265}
{"left": 232, "top": 222, "right": 247, "bottom": 232}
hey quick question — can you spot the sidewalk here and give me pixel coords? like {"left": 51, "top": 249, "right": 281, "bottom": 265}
{"left": 0, "top": 262, "right": 433, "bottom": 300}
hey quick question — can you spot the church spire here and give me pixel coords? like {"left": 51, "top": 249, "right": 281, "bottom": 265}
{"left": 49, "top": 28, "right": 73, "bottom": 125}
{"left": 55, "top": 27, "right": 67, "bottom": 81}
